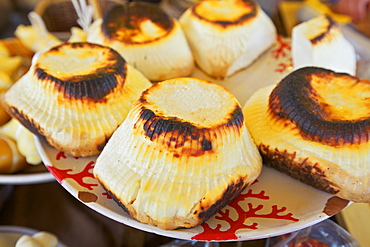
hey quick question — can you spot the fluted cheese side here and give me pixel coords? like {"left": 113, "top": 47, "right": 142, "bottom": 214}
{"left": 5, "top": 42, "right": 152, "bottom": 157}
{"left": 87, "top": 2, "right": 194, "bottom": 82}
{"left": 94, "top": 77, "right": 262, "bottom": 229}
{"left": 179, "top": 0, "right": 276, "bottom": 78}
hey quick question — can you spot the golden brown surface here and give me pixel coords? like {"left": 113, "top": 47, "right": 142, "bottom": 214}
{"left": 87, "top": 2, "right": 194, "bottom": 82}
{"left": 94, "top": 77, "right": 262, "bottom": 229}
{"left": 5, "top": 42, "right": 152, "bottom": 157}
{"left": 244, "top": 67, "right": 370, "bottom": 203}
{"left": 179, "top": 0, "right": 276, "bottom": 78}
{"left": 269, "top": 67, "right": 370, "bottom": 147}
{"left": 191, "top": 0, "right": 257, "bottom": 26}
{"left": 305, "top": 15, "right": 337, "bottom": 44}
{"left": 101, "top": 2, "right": 173, "bottom": 44}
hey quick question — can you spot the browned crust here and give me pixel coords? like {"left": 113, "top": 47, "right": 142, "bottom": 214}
{"left": 97, "top": 180, "right": 131, "bottom": 215}
{"left": 259, "top": 143, "right": 341, "bottom": 195}
{"left": 268, "top": 67, "right": 370, "bottom": 147}
{"left": 196, "top": 176, "right": 252, "bottom": 222}
{"left": 6, "top": 103, "right": 109, "bottom": 156}
{"left": 191, "top": 0, "right": 258, "bottom": 28}
{"left": 5, "top": 106, "right": 44, "bottom": 138}
{"left": 310, "top": 15, "right": 337, "bottom": 44}
{"left": 6, "top": 104, "right": 109, "bottom": 157}
{"left": 134, "top": 102, "right": 244, "bottom": 157}
{"left": 96, "top": 175, "right": 251, "bottom": 229}
{"left": 35, "top": 42, "right": 127, "bottom": 103}
{"left": 101, "top": 2, "right": 174, "bottom": 44}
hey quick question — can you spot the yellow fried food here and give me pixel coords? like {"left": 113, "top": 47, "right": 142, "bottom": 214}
{"left": 14, "top": 24, "right": 61, "bottom": 52}
{"left": 0, "top": 89, "right": 11, "bottom": 125}
{"left": 0, "top": 134, "right": 27, "bottom": 173}
{"left": 0, "top": 71, "right": 13, "bottom": 89}
{"left": 0, "top": 42, "right": 10, "bottom": 57}
{"left": 0, "top": 118, "right": 41, "bottom": 165}
{"left": 0, "top": 55, "right": 22, "bottom": 77}
{"left": 68, "top": 27, "right": 87, "bottom": 43}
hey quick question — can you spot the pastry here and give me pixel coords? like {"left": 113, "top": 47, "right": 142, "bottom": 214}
{"left": 94, "top": 77, "right": 262, "bottom": 230}
{"left": 87, "top": 2, "right": 194, "bottom": 82}
{"left": 292, "top": 15, "right": 356, "bottom": 76}
{"left": 4, "top": 42, "right": 152, "bottom": 157}
{"left": 179, "top": 0, "right": 276, "bottom": 78}
{"left": 243, "top": 67, "right": 370, "bottom": 203}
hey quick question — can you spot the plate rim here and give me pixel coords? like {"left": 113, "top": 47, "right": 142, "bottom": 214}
{"left": 34, "top": 136, "right": 337, "bottom": 242}
{"left": 0, "top": 170, "right": 55, "bottom": 185}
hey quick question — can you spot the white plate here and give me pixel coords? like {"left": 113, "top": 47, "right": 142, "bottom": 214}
{"left": 35, "top": 37, "right": 349, "bottom": 241}
{"left": 0, "top": 165, "right": 55, "bottom": 185}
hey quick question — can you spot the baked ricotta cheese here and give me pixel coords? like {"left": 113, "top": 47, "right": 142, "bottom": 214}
{"left": 94, "top": 77, "right": 262, "bottom": 229}
{"left": 243, "top": 67, "right": 370, "bottom": 203}
{"left": 179, "top": 0, "right": 276, "bottom": 78}
{"left": 5, "top": 42, "right": 152, "bottom": 157}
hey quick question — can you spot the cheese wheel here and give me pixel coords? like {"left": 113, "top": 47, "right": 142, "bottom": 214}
{"left": 94, "top": 77, "right": 262, "bottom": 229}
{"left": 5, "top": 42, "right": 152, "bottom": 157}
{"left": 243, "top": 67, "right": 370, "bottom": 203}
{"left": 179, "top": 0, "right": 277, "bottom": 78}
{"left": 87, "top": 2, "right": 194, "bottom": 82}
{"left": 292, "top": 15, "right": 356, "bottom": 75}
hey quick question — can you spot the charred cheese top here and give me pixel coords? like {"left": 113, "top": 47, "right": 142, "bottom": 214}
{"left": 292, "top": 15, "right": 356, "bottom": 75}
{"left": 178, "top": 0, "right": 276, "bottom": 78}
{"left": 86, "top": 2, "right": 194, "bottom": 82}
{"left": 269, "top": 67, "right": 370, "bottom": 147}
{"left": 94, "top": 77, "right": 262, "bottom": 229}
{"left": 191, "top": 0, "right": 257, "bottom": 26}
{"left": 101, "top": 2, "right": 173, "bottom": 44}
{"left": 34, "top": 42, "right": 126, "bottom": 101}
{"left": 300, "top": 14, "right": 337, "bottom": 44}
{"left": 140, "top": 78, "right": 241, "bottom": 128}
{"left": 5, "top": 42, "right": 152, "bottom": 157}
{"left": 243, "top": 67, "right": 370, "bottom": 203}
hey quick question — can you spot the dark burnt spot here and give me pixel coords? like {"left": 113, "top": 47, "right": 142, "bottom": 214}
{"left": 102, "top": 2, "right": 173, "bottom": 44}
{"left": 6, "top": 105, "right": 110, "bottom": 154}
{"left": 201, "top": 139, "right": 212, "bottom": 151}
{"left": 49, "top": 42, "right": 86, "bottom": 51}
{"left": 6, "top": 106, "right": 45, "bottom": 138}
{"left": 198, "top": 177, "right": 247, "bottom": 221}
{"left": 310, "top": 15, "right": 337, "bottom": 45}
{"left": 193, "top": 0, "right": 257, "bottom": 28}
{"left": 35, "top": 52, "right": 126, "bottom": 103}
{"left": 259, "top": 143, "right": 340, "bottom": 195}
{"left": 139, "top": 108, "right": 214, "bottom": 156}
{"left": 269, "top": 67, "right": 370, "bottom": 147}
{"left": 98, "top": 182, "right": 131, "bottom": 215}
{"left": 225, "top": 105, "right": 244, "bottom": 129}
{"left": 97, "top": 140, "right": 108, "bottom": 153}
